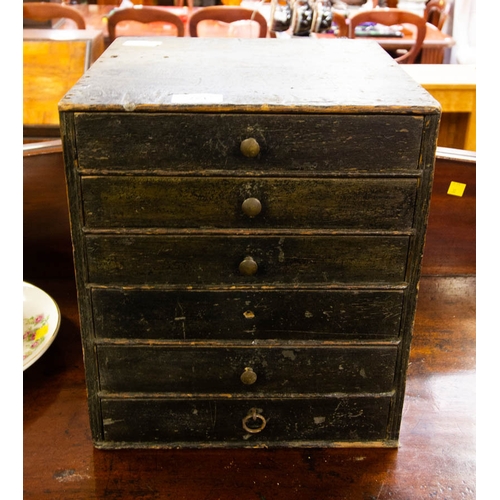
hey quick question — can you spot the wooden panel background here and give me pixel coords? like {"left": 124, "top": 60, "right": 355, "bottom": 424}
{"left": 23, "top": 40, "right": 89, "bottom": 127}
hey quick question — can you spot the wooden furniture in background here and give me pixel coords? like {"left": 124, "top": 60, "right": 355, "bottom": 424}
{"left": 23, "top": 139, "right": 74, "bottom": 280}
{"left": 424, "top": 0, "right": 450, "bottom": 30}
{"left": 332, "top": 11, "right": 348, "bottom": 37}
{"left": 59, "top": 37, "right": 439, "bottom": 449}
{"left": 23, "top": 28, "right": 104, "bottom": 138}
{"left": 59, "top": 4, "right": 454, "bottom": 62}
{"left": 189, "top": 6, "right": 269, "bottom": 37}
{"left": 402, "top": 64, "right": 476, "bottom": 151}
{"left": 23, "top": 2, "right": 86, "bottom": 29}
{"left": 107, "top": 6, "right": 185, "bottom": 42}
{"left": 348, "top": 8, "right": 427, "bottom": 63}
{"left": 314, "top": 14, "right": 452, "bottom": 63}
{"left": 422, "top": 147, "right": 475, "bottom": 275}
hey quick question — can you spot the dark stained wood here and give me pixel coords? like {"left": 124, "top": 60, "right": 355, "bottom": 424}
{"left": 82, "top": 176, "right": 419, "bottom": 230}
{"left": 22, "top": 142, "right": 474, "bottom": 282}
{"left": 23, "top": 274, "right": 475, "bottom": 498}
{"left": 23, "top": 137, "right": 476, "bottom": 495}
{"left": 100, "top": 396, "right": 394, "bottom": 446}
{"left": 59, "top": 38, "right": 440, "bottom": 449}
{"left": 22, "top": 42, "right": 474, "bottom": 483}
{"left": 85, "top": 234, "right": 410, "bottom": 285}
{"left": 92, "top": 288, "right": 404, "bottom": 340}
{"left": 97, "top": 344, "right": 398, "bottom": 394}
{"left": 74, "top": 113, "right": 424, "bottom": 173}
{"left": 59, "top": 39, "right": 439, "bottom": 113}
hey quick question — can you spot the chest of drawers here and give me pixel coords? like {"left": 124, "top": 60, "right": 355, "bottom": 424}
{"left": 59, "top": 37, "right": 440, "bottom": 449}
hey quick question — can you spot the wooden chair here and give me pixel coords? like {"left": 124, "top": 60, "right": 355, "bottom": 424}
{"left": 348, "top": 8, "right": 427, "bottom": 64}
{"left": 424, "top": 0, "right": 450, "bottom": 31}
{"left": 23, "top": 2, "right": 86, "bottom": 29}
{"left": 107, "top": 7, "right": 185, "bottom": 42}
{"left": 332, "top": 11, "right": 348, "bottom": 38}
{"left": 188, "top": 6, "right": 268, "bottom": 38}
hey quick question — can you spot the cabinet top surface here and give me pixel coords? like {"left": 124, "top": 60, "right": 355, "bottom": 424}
{"left": 59, "top": 38, "right": 440, "bottom": 114}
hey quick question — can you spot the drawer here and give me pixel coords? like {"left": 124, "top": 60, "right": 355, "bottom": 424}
{"left": 82, "top": 177, "right": 418, "bottom": 230}
{"left": 92, "top": 288, "right": 404, "bottom": 341}
{"left": 100, "top": 396, "right": 393, "bottom": 445}
{"left": 74, "top": 113, "right": 423, "bottom": 173}
{"left": 86, "top": 235, "right": 410, "bottom": 285}
{"left": 97, "top": 345, "right": 398, "bottom": 394}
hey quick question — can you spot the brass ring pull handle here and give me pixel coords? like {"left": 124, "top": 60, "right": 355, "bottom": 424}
{"left": 240, "top": 367, "right": 257, "bottom": 385}
{"left": 242, "top": 407, "right": 267, "bottom": 434}
{"left": 240, "top": 138, "right": 260, "bottom": 158}
{"left": 242, "top": 197, "right": 262, "bottom": 217}
{"left": 239, "top": 256, "right": 258, "bottom": 276}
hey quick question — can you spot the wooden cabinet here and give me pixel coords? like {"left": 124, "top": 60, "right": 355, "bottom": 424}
{"left": 23, "top": 28, "right": 104, "bottom": 135}
{"left": 60, "top": 37, "right": 440, "bottom": 449}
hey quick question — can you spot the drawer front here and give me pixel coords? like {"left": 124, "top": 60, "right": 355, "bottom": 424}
{"left": 86, "top": 235, "right": 410, "bottom": 285}
{"left": 75, "top": 113, "right": 423, "bottom": 172}
{"left": 97, "top": 345, "right": 398, "bottom": 394}
{"left": 82, "top": 177, "right": 418, "bottom": 230}
{"left": 100, "top": 396, "right": 393, "bottom": 444}
{"left": 92, "top": 288, "right": 404, "bottom": 341}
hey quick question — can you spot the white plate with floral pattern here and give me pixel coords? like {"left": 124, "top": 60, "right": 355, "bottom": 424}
{"left": 23, "top": 282, "right": 61, "bottom": 370}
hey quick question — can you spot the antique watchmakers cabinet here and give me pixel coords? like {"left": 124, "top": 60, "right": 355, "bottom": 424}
{"left": 59, "top": 38, "right": 440, "bottom": 449}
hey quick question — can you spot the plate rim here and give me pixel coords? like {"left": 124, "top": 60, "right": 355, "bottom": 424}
{"left": 23, "top": 281, "right": 61, "bottom": 371}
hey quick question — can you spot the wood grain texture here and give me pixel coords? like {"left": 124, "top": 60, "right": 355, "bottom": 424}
{"left": 22, "top": 274, "right": 475, "bottom": 499}
{"left": 422, "top": 156, "right": 475, "bottom": 275}
{"left": 73, "top": 113, "right": 425, "bottom": 172}
{"left": 82, "top": 177, "right": 419, "bottom": 230}
{"left": 59, "top": 39, "right": 439, "bottom": 449}
{"left": 59, "top": 38, "right": 440, "bottom": 113}
{"left": 92, "top": 288, "right": 404, "bottom": 340}
{"left": 97, "top": 344, "right": 398, "bottom": 393}
{"left": 24, "top": 39, "right": 89, "bottom": 126}
{"left": 85, "top": 234, "right": 410, "bottom": 285}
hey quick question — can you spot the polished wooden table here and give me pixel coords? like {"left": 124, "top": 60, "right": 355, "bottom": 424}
{"left": 23, "top": 140, "right": 475, "bottom": 498}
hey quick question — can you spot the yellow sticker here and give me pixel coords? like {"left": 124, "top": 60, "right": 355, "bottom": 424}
{"left": 447, "top": 181, "right": 466, "bottom": 197}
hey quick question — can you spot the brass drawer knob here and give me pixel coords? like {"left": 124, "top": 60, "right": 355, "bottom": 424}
{"left": 240, "top": 367, "right": 257, "bottom": 385}
{"left": 240, "top": 137, "right": 260, "bottom": 158}
{"left": 239, "top": 256, "right": 258, "bottom": 276}
{"left": 242, "top": 197, "right": 262, "bottom": 217}
{"left": 242, "top": 407, "right": 267, "bottom": 434}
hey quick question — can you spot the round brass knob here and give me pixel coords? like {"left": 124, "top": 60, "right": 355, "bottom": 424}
{"left": 242, "top": 408, "right": 267, "bottom": 434}
{"left": 240, "top": 367, "right": 257, "bottom": 385}
{"left": 242, "top": 197, "right": 262, "bottom": 217}
{"left": 240, "top": 138, "right": 260, "bottom": 158}
{"left": 239, "top": 256, "right": 258, "bottom": 276}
